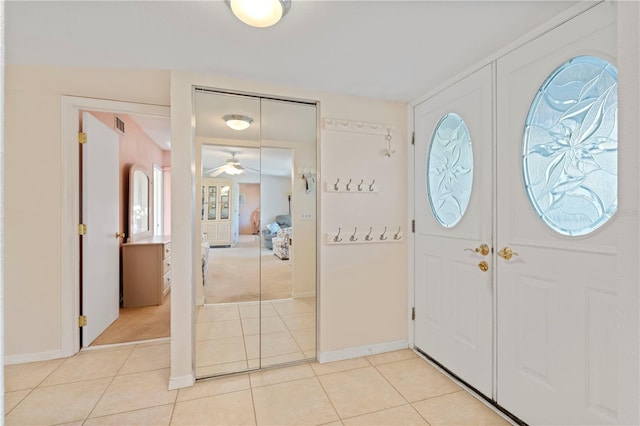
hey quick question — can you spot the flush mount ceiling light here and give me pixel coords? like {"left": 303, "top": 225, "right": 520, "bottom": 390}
{"left": 223, "top": 114, "right": 254, "bottom": 131}
{"left": 225, "top": 0, "right": 291, "bottom": 28}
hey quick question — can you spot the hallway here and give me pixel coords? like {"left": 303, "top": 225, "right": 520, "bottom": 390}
{"left": 4, "top": 343, "right": 511, "bottom": 425}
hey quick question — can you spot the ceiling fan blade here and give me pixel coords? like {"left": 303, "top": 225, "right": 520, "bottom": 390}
{"left": 210, "top": 168, "right": 227, "bottom": 177}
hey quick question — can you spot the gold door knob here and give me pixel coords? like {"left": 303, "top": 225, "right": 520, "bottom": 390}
{"left": 115, "top": 232, "right": 126, "bottom": 239}
{"left": 498, "top": 247, "right": 518, "bottom": 260}
{"left": 465, "top": 243, "right": 490, "bottom": 256}
{"left": 478, "top": 261, "right": 489, "bottom": 272}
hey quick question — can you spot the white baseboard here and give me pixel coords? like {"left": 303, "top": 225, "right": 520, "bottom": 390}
{"left": 169, "top": 373, "right": 195, "bottom": 390}
{"left": 4, "top": 350, "right": 63, "bottom": 366}
{"left": 292, "top": 291, "right": 316, "bottom": 299}
{"left": 318, "top": 339, "right": 409, "bottom": 364}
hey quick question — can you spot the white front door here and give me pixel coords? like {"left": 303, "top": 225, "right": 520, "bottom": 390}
{"left": 496, "top": 3, "right": 618, "bottom": 424}
{"left": 82, "top": 112, "right": 120, "bottom": 346}
{"left": 414, "top": 64, "right": 494, "bottom": 396}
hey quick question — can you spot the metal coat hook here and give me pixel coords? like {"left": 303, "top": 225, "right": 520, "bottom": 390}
{"left": 357, "top": 179, "right": 364, "bottom": 192}
{"left": 380, "top": 226, "right": 388, "bottom": 241}
{"left": 394, "top": 227, "right": 402, "bottom": 240}
{"left": 384, "top": 128, "right": 396, "bottom": 157}
{"left": 346, "top": 178, "right": 352, "bottom": 191}
{"left": 369, "top": 179, "right": 376, "bottom": 191}
{"left": 334, "top": 178, "right": 340, "bottom": 191}
{"left": 365, "top": 227, "right": 373, "bottom": 241}
{"left": 334, "top": 228, "right": 342, "bottom": 243}
{"left": 350, "top": 227, "right": 358, "bottom": 242}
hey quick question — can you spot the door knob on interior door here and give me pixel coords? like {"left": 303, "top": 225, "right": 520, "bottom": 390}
{"left": 498, "top": 247, "right": 518, "bottom": 260}
{"left": 115, "top": 232, "right": 126, "bottom": 240}
{"left": 464, "top": 243, "right": 490, "bottom": 256}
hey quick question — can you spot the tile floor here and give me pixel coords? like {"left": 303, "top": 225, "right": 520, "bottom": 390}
{"left": 5, "top": 343, "right": 513, "bottom": 425}
{"left": 196, "top": 298, "right": 316, "bottom": 377}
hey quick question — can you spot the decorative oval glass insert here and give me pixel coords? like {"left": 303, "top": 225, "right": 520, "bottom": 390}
{"left": 426, "top": 113, "right": 474, "bottom": 228}
{"left": 523, "top": 56, "right": 618, "bottom": 236}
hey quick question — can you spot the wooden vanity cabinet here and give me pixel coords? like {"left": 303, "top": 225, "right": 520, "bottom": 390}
{"left": 122, "top": 235, "right": 171, "bottom": 307}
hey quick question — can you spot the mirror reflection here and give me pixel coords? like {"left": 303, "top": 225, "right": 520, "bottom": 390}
{"left": 194, "top": 89, "right": 317, "bottom": 378}
{"left": 129, "top": 165, "right": 152, "bottom": 241}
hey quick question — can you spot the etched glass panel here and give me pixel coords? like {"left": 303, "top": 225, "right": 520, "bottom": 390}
{"left": 523, "top": 56, "right": 617, "bottom": 236}
{"left": 426, "top": 113, "right": 473, "bottom": 228}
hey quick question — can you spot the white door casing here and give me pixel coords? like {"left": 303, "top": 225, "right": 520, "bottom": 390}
{"left": 414, "top": 64, "right": 494, "bottom": 397}
{"left": 496, "top": 3, "right": 618, "bottom": 424}
{"left": 82, "top": 112, "right": 120, "bottom": 346}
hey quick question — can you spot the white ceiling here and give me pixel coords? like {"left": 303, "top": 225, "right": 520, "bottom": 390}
{"left": 5, "top": 0, "right": 584, "bottom": 103}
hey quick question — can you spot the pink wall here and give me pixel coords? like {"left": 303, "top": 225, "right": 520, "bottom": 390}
{"left": 238, "top": 183, "right": 260, "bottom": 234}
{"left": 86, "top": 111, "right": 170, "bottom": 241}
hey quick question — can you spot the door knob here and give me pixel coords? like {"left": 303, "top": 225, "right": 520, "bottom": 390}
{"left": 465, "top": 243, "right": 490, "bottom": 256}
{"left": 115, "top": 232, "right": 126, "bottom": 239}
{"left": 478, "top": 261, "right": 489, "bottom": 272}
{"left": 498, "top": 246, "right": 518, "bottom": 260}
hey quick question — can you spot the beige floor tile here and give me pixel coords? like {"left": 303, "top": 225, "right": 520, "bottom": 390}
{"left": 244, "top": 334, "right": 260, "bottom": 360}
{"left": 4, "top": 390, "right": 31, "bottom": 414}
{"left": 252, "top": 377, "right": 339, "bottom": 425}
{"left": 90, "top": 369, "right": 177, "bottom": 418}
{"left": 5, "top": 378, "right": 111, "bottom": 425}
{"left": 281, "top": 312, "right": 316, "bottom": 331}
{"left": 290, "top": 328, "right": 317, "bottom": 351}
{"left": 196, "top": 336, "right": 247, "bottom": 367}
{"left": 171, "top": 389, "right": 255, "bottom": 425}
{"left": 320, "top": 422, "right": 344, "bottom": 426}
{"left": 250, "top": 363, "right": 315, "bottom": 388}
{"left": 119, "top": 343, "right": 170, "bottom": 375}
{"left": 197, "top": 304, "right": 240, "bottom": 323}
{"left": 272, "top": 299, "right": 315, "bottom": 316}
{"left": 196, "top": 360, "right": 249, "bottom": 378}
{"left": 260, "top": 352, "right": 306, "bottom": 368}
{"left": 261, "top": 331, "right": 302, "bottom": 357}
{"left": 177, "top": 374, "right": 250, "bottom": 402}
{"left": 41, "top": 348, "right": 131, "bottom": 386}
{"left": 311, "top": 357, "right": 371, "bottom": 376}
{"left": 376, "top": 358, "right": 460, "bottom": 402}
{"left": 259, "top": 302, "right": 279, "bottom": 317}
{"left": 241, "top": 315, "right": 287, "bottom": 336}
{"left": 134, "top": 338, "right": 171, "bottom": 348}
{"left": 366, "top": 349, "right": 417, "bottom": 366}
{"left": 300, "top": 297, "right": 317, "bottom": 309}
{"left": 239, "top": 302, "right": 260, "bottom": 319}
{"left": 196, "top": 319, "right": 243, "bottom": 340}
{"left": 248, "top": 358, "right": 261, "bottom": 369}
{"left": 318, "top": 367, "right": 406, "bottom": 419}
{"left": 4, "top": 358, "right": 64, "bottom": 391}
{"left": 412, "top": 391, "right": 511, "bottom": 426}
{"left": 84, "top": 404, "right": 174, "bottom": 425}
{"left": 342, "top": 404, "right": 428, "bottom": 425}
{"left": 304, "top": 350, "right": 318, "bottom": 359}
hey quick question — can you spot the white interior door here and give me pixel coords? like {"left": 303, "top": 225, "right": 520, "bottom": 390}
{"left": 82, "top": 112, "right": 120, "bottom": 346}
{"left": 414, "top": 64, "right": 494, "bottom": 396}
{"left": 496, "top": 3, "right": 619, "bottom": 424}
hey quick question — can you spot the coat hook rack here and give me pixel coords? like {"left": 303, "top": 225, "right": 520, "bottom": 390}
{"left": 326, "top": 178, "right": 378, "bottom": 193}
{"left": 326, "top": 225, "right": 404, "bottom": 245}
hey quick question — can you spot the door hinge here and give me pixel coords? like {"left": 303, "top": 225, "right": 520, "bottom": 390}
{"left": 411, "top": 307, "right": 416, "bottom": 321}
{"left": 411, "top": 131, "right": 415, "bottom": 145}
{"left": 78, "top": 132, "right": 87, "bottom": 144}
{"left": 411, "top": 220, "right": 415, "bottom": 233}
{"left": 78, "top": 315, "right": 87, "bottom": 327}
{"left": 78, "top": 224, "right": 87, "bottom": 235}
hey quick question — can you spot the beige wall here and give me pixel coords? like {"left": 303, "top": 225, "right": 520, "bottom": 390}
{"left": 170, "top": 71, "right": 408, "bottom": 386}
{"left": 4, "top": 65, "right": 170, "bottom": 359}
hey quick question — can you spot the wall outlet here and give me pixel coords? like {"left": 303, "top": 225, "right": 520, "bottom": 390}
{"left": 301, "top": 213, "right": 312, "bottom": 220}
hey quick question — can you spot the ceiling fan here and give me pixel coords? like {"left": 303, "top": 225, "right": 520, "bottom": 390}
{"left": 205, "top": 152, "right": 258, "bottom": 177}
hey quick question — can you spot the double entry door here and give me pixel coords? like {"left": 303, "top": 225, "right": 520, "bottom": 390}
{"left": 414, "top": 3, "right": 619, "bottom": 424}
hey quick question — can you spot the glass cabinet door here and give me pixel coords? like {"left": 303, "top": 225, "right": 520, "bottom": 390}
{"left": 220, "top": 185, "right": 230, "bottom": 220}
{"left": 207, "top": 185, "right": 217, "bottom": 220}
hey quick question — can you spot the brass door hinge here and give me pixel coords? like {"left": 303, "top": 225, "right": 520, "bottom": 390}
{"left": 78, "top": 224, "right": 87, "bottom": 235}
{"left": 78, "top": 132, "right": 87, "bottom": 144}
{"left": 411, "top": 220, "right": 415, "bottom": 233}
{"left": 411, "top": 131, "right": 415, "bottom": 145}
{"left": 78, "top": 315, "right": 87, "bottom": 327}
{"left": 411, "top": 307, "right": 416, "bottom": 321}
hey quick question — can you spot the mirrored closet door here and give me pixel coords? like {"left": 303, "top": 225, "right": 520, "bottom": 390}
{"left": 194, "top": 88, "right": 317, "bottom": 378}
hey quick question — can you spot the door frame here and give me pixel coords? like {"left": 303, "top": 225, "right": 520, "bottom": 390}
{"left": 60, "top": 96, "right": 170, "bottom": 357}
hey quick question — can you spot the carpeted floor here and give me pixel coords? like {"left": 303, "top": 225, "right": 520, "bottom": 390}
{"left": 204, "top": 235, "right": 293, "bottom": 304}
{"left": 91, "top": 295, "right": 171, "bottom": 346}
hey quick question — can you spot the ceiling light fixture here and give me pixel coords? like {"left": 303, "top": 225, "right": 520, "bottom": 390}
{"left": 225, "top": 0, "right": 291, "bottom": 28}
{"left": 223, "top": 114, "right": 254, "bottom": 131}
